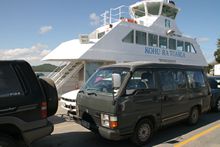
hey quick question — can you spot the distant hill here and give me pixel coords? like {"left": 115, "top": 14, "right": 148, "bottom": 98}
{"left": 32, "top": 64, "right": 58, "bottom": 72}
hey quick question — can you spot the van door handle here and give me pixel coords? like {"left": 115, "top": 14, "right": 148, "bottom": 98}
{"left": 0, "top": 107, "right": 17, "bottom": 113}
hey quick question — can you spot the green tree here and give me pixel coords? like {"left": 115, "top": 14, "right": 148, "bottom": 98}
{"left": 214, "top": 39, "right": 220, "bottom": 63}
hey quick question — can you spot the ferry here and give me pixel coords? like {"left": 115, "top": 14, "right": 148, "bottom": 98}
{"left": 43, "top": 0, "right": 207, "bottom": 113}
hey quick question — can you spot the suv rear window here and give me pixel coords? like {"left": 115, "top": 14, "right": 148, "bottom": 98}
{"left": 0, "top": 64, "right": 24, "bottom": 97}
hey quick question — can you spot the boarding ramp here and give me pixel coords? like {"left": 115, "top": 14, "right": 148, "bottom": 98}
{"left": 47, "top": 61, "right": 84, "bottom": 93}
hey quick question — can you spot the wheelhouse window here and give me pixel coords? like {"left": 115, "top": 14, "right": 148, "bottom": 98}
{"left": 161, "top": 4, "right": 178, "bottom": 19}
{"left": 185, "top": 42, "right": 196, "bottom": 53}
{"left": 136, "top": 31, "right": 147, "bottom": 45}
{"left": 177, "top": 40, "right": 184, "bottom": 51}
{"left": 169, "top": 38, "right": 176, "bottom": 50}
{"left": 159, "top": 36, "right": 167, "bottom": 49}
{"left": 148, "top": 33, "right": 158, "bottom": 47}
{"left": 132, "top": 4, "right": 146, "bottom": 18}
{"left": 147, "top": 2, "right": 161, "bottom": 15}
{"left": 122, "top": 30, "right": 134, "bottom": 44}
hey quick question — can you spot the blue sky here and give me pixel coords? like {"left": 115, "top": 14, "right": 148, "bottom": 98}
{"left": 0, "top": 0, "right": 219, "bottom": 65}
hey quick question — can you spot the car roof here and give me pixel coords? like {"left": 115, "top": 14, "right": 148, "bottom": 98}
{"left": 0, "top": 60, "right": 28, "bottom": 64}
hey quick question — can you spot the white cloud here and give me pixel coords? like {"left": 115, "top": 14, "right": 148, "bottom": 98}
{"left": 39, "top": 25, "right": 53, "bottom": 34}
{"left": 0, "top": 43, "right": 51, "bottom": 65}
{"left": 89, "top": 13, "right": 100, "bottom": 26}
{"left": 197, "top": 37, "right": 210, "bottom": 43}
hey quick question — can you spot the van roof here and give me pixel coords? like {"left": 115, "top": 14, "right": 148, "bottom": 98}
{"left": 101, "top": 61, "right": 204, "bottom": 71}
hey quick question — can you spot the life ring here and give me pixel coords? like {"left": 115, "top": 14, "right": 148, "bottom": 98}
{"left": 121, "top": 18, "right": 137, "bottom": 24}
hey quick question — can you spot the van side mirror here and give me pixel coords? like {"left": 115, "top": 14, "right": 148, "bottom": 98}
{"left": 112, "top": 73, "right": 121, "bottom": 89}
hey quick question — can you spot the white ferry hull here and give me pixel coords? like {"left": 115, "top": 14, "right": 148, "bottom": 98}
{"left": 44, "top": 21, "right": 207, "bottom": 66}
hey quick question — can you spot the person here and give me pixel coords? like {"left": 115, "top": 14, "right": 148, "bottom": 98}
{"left": 141, "top": 72, "right": 154, "bottom": 89}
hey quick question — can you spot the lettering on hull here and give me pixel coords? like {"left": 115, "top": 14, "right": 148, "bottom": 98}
{"left": 145, "top": 47, "right": 186, "bottom": 58}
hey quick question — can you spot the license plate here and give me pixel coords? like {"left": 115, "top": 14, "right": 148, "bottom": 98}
{"left": 81, "top": 120, "right": 90, "bottom": 129}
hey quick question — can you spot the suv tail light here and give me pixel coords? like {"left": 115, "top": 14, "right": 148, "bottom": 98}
{"left": 40, "top": 102, "right": 47, "bottom": 119}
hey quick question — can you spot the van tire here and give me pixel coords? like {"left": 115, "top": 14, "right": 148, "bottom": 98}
{"left": 0, "top": 134, "right": 17, "bottom": 147}
{"left": 39, "top": 78, "right": 58, "bottom": 117}
{"left": 187, "top": 107, "right": 199, "bottom": 125}
{"left": 131, "top": 119, "right": 152, "bottom": 146}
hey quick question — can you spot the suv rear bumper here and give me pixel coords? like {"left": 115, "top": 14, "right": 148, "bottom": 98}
{"left": 23, "top": 121, "right": 54, "bottom": 145}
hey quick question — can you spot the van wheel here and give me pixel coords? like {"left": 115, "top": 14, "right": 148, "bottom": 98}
{"left": 131, "top": 119, "right": 152, "bottom": 146}
{"left": 0, "top": 134, "right": 17, "bottom": 147}
{"left": 39, "top": 78, "right": 58, "bottom": 117}
{"left": 188, "top": 107, "right": 199, "bottom": 125}
{"left": 215, "top": 98, "right": 220, "bottom": 112}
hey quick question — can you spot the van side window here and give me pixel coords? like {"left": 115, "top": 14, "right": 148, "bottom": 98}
{"left": 127, "top": 70, "right": 155, "bottom": 89}
{"left": 186, "top": 71, "right": 206, "bottom": 88}
{"left": 0, "top": 64, "right": 24, "bottom": 97}
{"left": 159, "top": 70, "right": 186, "bottom": 91}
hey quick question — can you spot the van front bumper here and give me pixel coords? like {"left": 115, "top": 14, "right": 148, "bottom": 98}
{"left": 98, "top": 127, "right": 130, "bottom": 141}
{"left": 75, "top": 115, "right": 129, "bottom": 141}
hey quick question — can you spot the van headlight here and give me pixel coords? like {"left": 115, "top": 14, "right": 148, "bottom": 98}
{"left": 101, "top": 114, "right": 118, "bottom": 129}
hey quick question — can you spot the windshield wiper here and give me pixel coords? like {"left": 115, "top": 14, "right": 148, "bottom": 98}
{"left": 86, "top": 88, "right": 97, "bottom": 91}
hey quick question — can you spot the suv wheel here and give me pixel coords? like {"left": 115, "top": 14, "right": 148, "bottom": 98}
{"left": 0, "top": 135, "right": 17, "bottom": 147}
{"left": 131, "top": 119, "right": 152, "bottom": 146}
{"left": 188, "top": 107, "right": 199, "bottom": 125}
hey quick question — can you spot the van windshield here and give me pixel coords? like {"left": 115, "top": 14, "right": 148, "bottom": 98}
{"left": 83, "top": 68, "right": 129, "bottom": 95}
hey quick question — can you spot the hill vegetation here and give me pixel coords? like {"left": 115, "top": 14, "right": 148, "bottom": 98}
{"left": 32, "top": 64, "right": 58, "bottom": 72}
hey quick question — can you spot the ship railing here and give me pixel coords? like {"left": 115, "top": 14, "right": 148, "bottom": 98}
{"left": 47, "top": 61, "right": 69, "bottom": 79}
{"left": 100, "top": 5, "right": 131, "bottom": 26}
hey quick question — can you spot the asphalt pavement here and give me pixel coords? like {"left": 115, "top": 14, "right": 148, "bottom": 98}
{"left": 32, "top": 104, "right": 220, "bottom": 147}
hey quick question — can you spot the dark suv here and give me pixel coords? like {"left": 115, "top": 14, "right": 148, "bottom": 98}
{"left": 0, "top": 60, "right": 58, "bottom": 147}
{"left": 208, "top": 76, "right": 220, "bottom": 112}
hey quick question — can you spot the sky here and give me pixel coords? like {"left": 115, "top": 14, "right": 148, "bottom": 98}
{"left": 0, "top": 0, "right": 219, "bottom": 65}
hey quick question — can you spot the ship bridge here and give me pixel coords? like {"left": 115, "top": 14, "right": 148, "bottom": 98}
{"left": 129, "top": 0, "right": 181, "bottom": 35}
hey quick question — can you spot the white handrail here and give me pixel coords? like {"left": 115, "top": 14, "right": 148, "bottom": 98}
{"left": 56, "top": 63, "right": 84, "bottom": 89}
{"left": 47, "top": 61, "right": 66, "bottom": 78}
{"left": 100, "top": 5, "right": 130, "bottom": 26}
